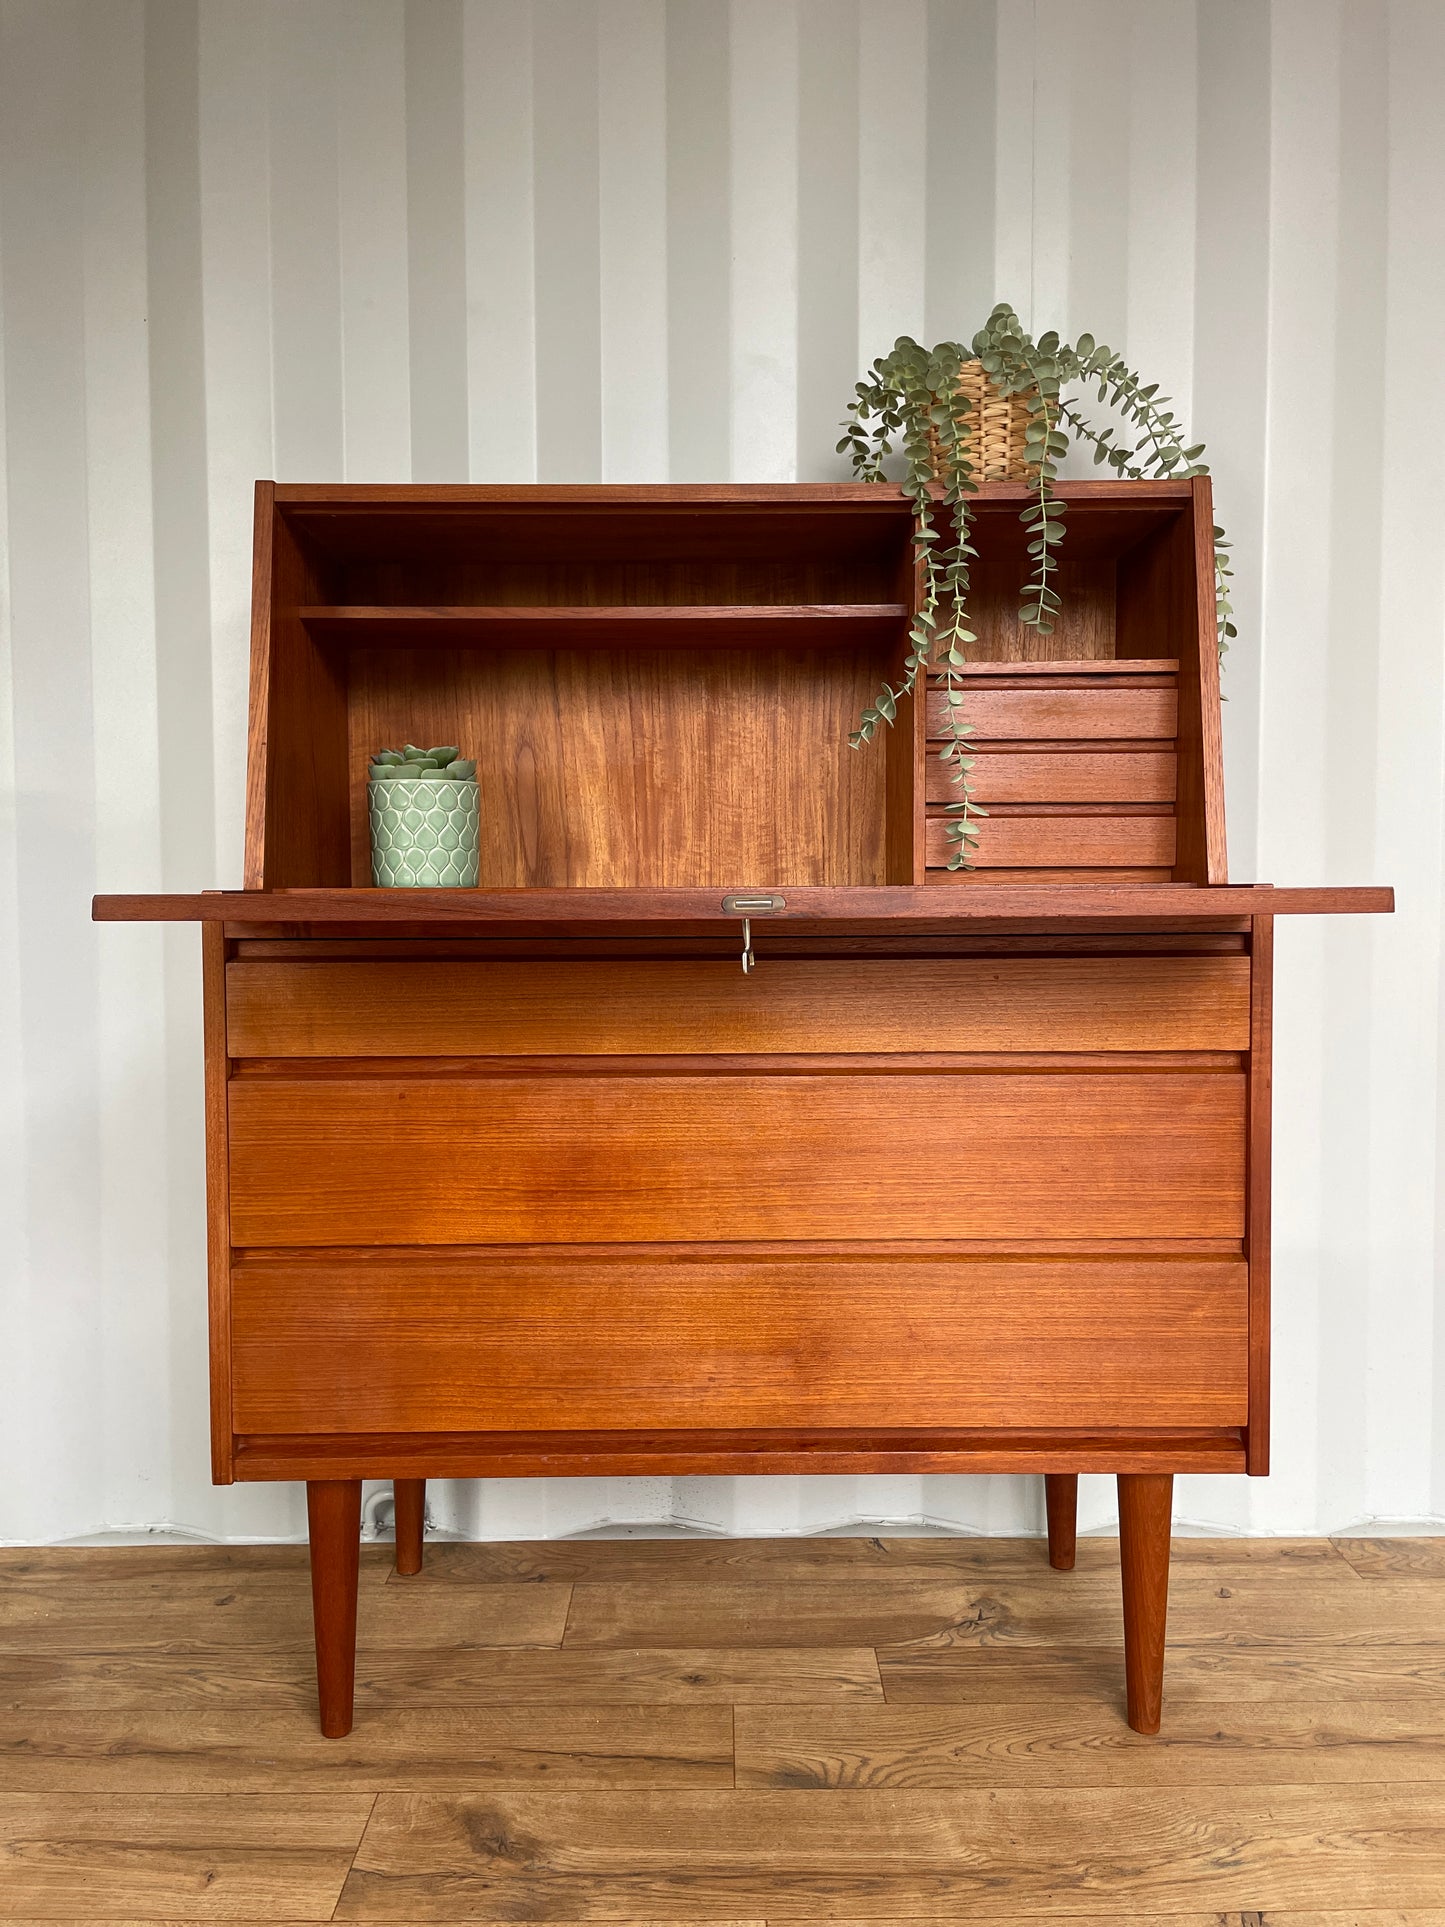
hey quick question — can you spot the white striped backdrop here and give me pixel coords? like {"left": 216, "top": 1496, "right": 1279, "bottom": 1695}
{"left": 2, "top": 0, "right": 1442, "bottom": 1544}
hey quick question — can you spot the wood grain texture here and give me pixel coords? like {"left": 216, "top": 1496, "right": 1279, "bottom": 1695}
{"left": 1191, "top": 474, "right": 1230, "bottom": 880}
{"left": 230, "top": 1429, "right": 1249, "bottom": 1482}
{"left": 392, "top": 1480, "right": 425, "bottom": 1577}
{"left": 227, "top": 1070, "right": 1246, "bottom": 1246}
{"left": 113, "top": 478, "right": 1391, "bottom": 1767}
{"left": 241, "top": 480, "right": 275, "bottom": 891}
{"left": 333, "top": 1784, "right": 1445, "bottom": 1917}
{"left": 1247, "top": 913, "right": 1274, "bottom": 1474}
{"left": 275, "top": 478, "right": 1199, "bottom": 506}
{"left": 307, "top": 1480, "right": 362, "bottom": 1736}
{"left": 227, "top": 932, "right": 1251, "bottom": 958}
{"left": 926, "top": 683, "right": 1178, "bottom": 740}
{"left": 0, "top": 1641, "right": 882, "bottom": 1711}
{"left": 0, "top": 1565, "right": 568, "bottom": 1655}
{"left": 0, "top": 1792, "right": 369, "bottom": 1920}
{"left": 561, "top": 1573, "right": 1127, "bottom": 1651}
{"left": 1044, "top": 1473, "right": 1078, "bottom": 1570}
{"left": 336, "top": 529, "right": 903, "bottom": 606}
{"left": 92, "top": 882, "right": 1397, "bottom": 923}
{"left": 1333, "top": 1538, "right": 1445, "bottom": 1578}
{"left": 925, "top": 812, "right": 1176, "bottom": 869}
{"left": 879, "top": 1639, "right": 1445, "bottom": 1703}
{"left": 301, "top": 603, "right": 906, "bottom": 646}
{"left": 1114, "top": 483, "right": 1227, "bottom": 882}
{"left": 928, "top": 748, "right": 1177, "bottom": 803}
{"left": 734, "top": 1697, "right": 1445, "bottom": 1787}
{"left": 1, "top": 1917, "right": 1435, "bottom": 1927}
{"left": 225, "top": 954, "right": 1252, "bottom": 1057}
{"left": 925, "top": 659, "right": 1181, "bottom": 876}
{"left": 229, "top": 1256, "right": 1248, "bottom": 1435}
{"left": 945, "top": 540, "right": 1118, "bottom": 660}
{"left": 884, "top": 537, "right": 926, "bottom": 883}
{"left": 1119, "top": 1472, "right": 1174, "bottom": 1733}
{"left": 0, "top": 1543, "right": 393, "bottom": 1581}
{"left": 346, "top": 644, "right": 889, "bottom": 889}
{"left": 202, "top": 920, "right": 234, "bottom": 1482}
{"left": 956, "top": 656, "right": 1180, "bottom": 677}
{"left": 0, "top": 1705, "right": 734, "bottom": 1792}
{"left": 564, "top": 1564, "right": 1426, "bottom": 1658}
{"left": 8, "top": 1537, "right": 1445, "bottom": 1915}
{"left": 362, "top": 1534, "right": 1353, "bottom": 1586}
{"left": 926, "top": 865, "right": 1177, "bottom": 886}
{"left": 248, "top": 500, "right": 351, "bottom": 889}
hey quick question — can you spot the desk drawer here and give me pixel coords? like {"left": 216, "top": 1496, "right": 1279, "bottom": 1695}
{"left": 228, "top": 1069, "right": 1245, "bottom": 1246}
{"left": 230, "top": 1253, "right": 1249, "bottom": 1433}
{"left": 226, "top": 956, "right": 1251, "bottom": 1057}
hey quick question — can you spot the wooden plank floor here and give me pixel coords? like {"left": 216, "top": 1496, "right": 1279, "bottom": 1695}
{"left": 2, "top": 1535, "right": 1444, "bottom": 1922}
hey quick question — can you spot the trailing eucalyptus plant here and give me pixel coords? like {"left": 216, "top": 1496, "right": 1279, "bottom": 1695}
{"left": 839, "top": 302, "right": 1235, "bottom": 868}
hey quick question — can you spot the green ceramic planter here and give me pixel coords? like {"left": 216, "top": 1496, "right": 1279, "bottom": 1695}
{"left": 369, "top": 775, "right": 481, "bottom": 887}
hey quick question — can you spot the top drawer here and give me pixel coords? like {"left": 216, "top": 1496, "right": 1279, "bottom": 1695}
{"left": 226, "top": 956, "right": 1250, "bottom": 1058}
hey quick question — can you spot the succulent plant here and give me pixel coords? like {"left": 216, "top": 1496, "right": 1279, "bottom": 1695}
{"left": 369, "top": 744, "right": 477, "bottom": 782}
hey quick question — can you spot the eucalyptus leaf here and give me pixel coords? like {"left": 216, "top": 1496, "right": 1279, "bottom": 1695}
{"left": 839, "top": 303, "right": 1232, "bottom": 865}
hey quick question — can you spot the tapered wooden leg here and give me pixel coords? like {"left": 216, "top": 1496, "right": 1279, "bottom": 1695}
{"left": 1117, "top": 1472, "right": 1173, "bottom": 1734}
{"left": 1044, "top": 1473, "right": 1077, "bottom": 1570}
{"left": 307, "top": 1479, "right": 361, "bottom": 1738}
{"left": 393, "top": 1478, "right": 425, "bottom": 1576}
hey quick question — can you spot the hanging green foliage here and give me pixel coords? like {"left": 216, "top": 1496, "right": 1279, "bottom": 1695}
{"left": 839, "top": 303, "right": 1234, "bottom": 868}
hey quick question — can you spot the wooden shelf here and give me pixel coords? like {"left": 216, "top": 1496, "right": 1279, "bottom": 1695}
{"left": 298, "top": 604, "right": 907, "bottom": 648}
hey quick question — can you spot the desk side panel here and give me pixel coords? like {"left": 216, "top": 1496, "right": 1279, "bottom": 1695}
{"left": 203, "top": 922, "right": 234, "bottom": 1482}
{"left": 1247, "top": 914, "right": 1273, "bottom": 1474}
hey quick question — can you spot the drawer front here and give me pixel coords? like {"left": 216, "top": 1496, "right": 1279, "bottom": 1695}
{"left": 924, "top": 814, "right": 1177, "bottom": 870}
{"left": 928, "top": 750, "right": 1178, "bottom": 805}
{"left": 925, "top": 683, "right": 1178, "bottom": 741}
{"left": 230, "top": 1254, "right": 1249, "bottom": 1434}
{"left": 227, "top": 1070, "right": 1245, "bottom": 1246}
{"left": 226, "top": 956, "right": 1250, "bottom": 1057}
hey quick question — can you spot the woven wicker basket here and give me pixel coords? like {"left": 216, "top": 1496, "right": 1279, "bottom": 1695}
{"left": 926, "top": 360, "right": 1035, "bottom": 482}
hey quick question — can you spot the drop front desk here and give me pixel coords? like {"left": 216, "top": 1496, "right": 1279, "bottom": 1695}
{"left": 94, "top": 480, "right": 1391, "bottom": 1736}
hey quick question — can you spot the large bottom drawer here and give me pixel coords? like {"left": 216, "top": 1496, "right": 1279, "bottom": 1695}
{"left": 229, "top": 1253, "right": 1249, "bottom": 1434}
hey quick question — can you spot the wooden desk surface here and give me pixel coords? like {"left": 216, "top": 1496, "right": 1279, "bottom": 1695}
{"left": 94, "top": 881, "right": 1394, "bottom": 926}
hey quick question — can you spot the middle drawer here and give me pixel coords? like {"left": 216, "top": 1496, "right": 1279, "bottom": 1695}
{"left": 228, "top": 1067, "right": 1245, "bottom": 1246}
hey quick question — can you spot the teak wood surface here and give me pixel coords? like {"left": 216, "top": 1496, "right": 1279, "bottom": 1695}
{"left": 91, "top": 481, "right": 1392, "bottom": 1738}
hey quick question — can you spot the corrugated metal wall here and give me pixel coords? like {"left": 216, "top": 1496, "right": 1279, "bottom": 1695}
{"left": 2, "top": 0, "right": 1441, "bottom": 1543}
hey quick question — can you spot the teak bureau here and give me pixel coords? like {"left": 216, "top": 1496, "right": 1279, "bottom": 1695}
{"left": 94, "top": 480, "right": 1390, "bottom": 1736}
